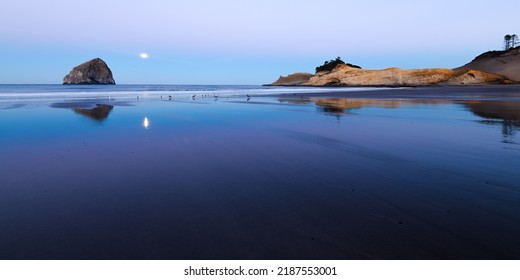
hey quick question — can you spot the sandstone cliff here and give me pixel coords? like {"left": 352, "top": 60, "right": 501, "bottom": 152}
{"left": 63, "top": 58, "right": 116, "bottom": 85}
{"left": 456, "top": 46, "right": 520, "bottom": 82}
{"left": 270, "top": 72, "right": 314, "bottom": 86}
{"left": 270, "top": 64, "right": 509, "bottom": 87}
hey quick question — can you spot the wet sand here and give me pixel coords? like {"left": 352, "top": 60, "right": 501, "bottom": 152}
{"left": 0, "top": 86, "right": 519, "bottom": 260}
{"left": 264, "top": 85, "right": 520, "bottom": 100}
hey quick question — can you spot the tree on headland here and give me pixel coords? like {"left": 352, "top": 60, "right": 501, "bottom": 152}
{"left": 315, "top": 57, "right": 361, "bottom": 73}
{"left": 512, "top": 34, "right": 519, "bottom": 48}
{"left": 504, "top": 34, "right": 518, "bottom": 50}
{"left": 504, "top": 35, "right": 511, "bottom": 50}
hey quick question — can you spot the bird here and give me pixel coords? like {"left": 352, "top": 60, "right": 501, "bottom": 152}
{"left": 168, "top": 95, "right": 172, "bottom": 100}
{"left": 191, "top": 94, "right": 196, "bottom": 99}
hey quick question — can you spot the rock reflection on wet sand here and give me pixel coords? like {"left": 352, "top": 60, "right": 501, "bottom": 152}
{"left": 280, "top": 97, "right": 520, "bottom": 124}
{"left": 313, "top": 98, "right": 451, "bottom": 116}
{"left": 280, "top": 97, "right": 453, "bottom": 116}
{"left": 73, "top": 104, "right": 113, "bottom": 121}
{"left": 459, "top": 100, "right": 520, "bottom": 143}
{"left": 461, "top": 100, "right": 520, "bottom": 123}
{"left": 313, "top": 98, "right": 450, "bottom": 109}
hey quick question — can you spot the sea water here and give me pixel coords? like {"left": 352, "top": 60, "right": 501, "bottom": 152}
{"left": 0, "top": 84, "right": 364, "bottom": 102}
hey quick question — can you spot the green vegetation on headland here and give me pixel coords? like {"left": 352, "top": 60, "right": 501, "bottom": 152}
{"left": 315, "top": 57, "right": 361, "bottom": 73}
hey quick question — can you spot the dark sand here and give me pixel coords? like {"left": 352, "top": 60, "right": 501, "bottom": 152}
{"left": 0, "top": 86, "right": 519, "bottom": 260}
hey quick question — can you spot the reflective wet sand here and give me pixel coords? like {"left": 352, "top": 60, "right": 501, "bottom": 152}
{"left": 0, "top": 87, "right": 519, "bottom": 259}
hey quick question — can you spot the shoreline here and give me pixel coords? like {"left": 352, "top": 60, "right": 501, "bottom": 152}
{"left": 260, "top": 84, "right": 520, "bottom": 100}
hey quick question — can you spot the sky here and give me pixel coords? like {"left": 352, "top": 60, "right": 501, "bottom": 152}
{"left": 0, "top": 0, "right": 518, "bottom": 84}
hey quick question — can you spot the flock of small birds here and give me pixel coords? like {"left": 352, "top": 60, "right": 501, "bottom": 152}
{"left": 153, "top": 93, "right": 252, "bottom": 101}
{"left": 109, "top": 93, "right": 253, "bottom": 102}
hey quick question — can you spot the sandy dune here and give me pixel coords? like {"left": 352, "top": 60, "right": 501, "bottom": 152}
{"left": 456, "top": 46, "right": 520, "bottom": 82}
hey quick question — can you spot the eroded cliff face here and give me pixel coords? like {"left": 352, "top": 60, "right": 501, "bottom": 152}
{"left": 63, "top": 58, "right": 116, "bottom": 85}
{"left": 270, "top": 64, "right": 510, "bottom": 87}
{"left": 270, "top": 72, "right": 314, "bottom": 86}
{"left": 456, "top": 46, "right": 520, "bottom": 82}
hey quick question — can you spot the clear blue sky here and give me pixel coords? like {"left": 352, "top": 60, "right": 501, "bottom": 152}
{"left": 0, "top": 0, "right": 517, "bottom": 84}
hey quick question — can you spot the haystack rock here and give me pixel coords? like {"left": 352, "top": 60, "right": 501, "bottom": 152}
{"left": 456, "top": 46, "right": 520, "bottom": 82}
{"left": 63, "top": 58, "right": 115, "bottom": 85}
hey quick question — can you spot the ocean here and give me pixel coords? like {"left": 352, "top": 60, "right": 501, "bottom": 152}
{"left": 0, "top": 84, "right": 519, "bottom": 259}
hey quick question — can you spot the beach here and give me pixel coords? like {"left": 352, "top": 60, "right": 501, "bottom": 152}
{"left": 0, "top": 85, "right": 519, "bottom": 259}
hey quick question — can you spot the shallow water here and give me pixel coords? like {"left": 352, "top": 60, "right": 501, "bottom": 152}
{"left": 0, "top": 87, "right": 519, "bottom": 259}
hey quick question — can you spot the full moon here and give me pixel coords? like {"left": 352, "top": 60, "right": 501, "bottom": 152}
{"left": 140, "top": 53, "right": 149, "bottom": 59}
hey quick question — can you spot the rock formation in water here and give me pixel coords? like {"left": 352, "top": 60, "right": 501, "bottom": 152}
{"left": 456, "top": 46, "right": 520, "bottom": 82}
{"left": 63, "top": 58, "right": 116, "bottom": 85}
{"left": 73, "top": 104, "right": 113, "bottom": 120}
